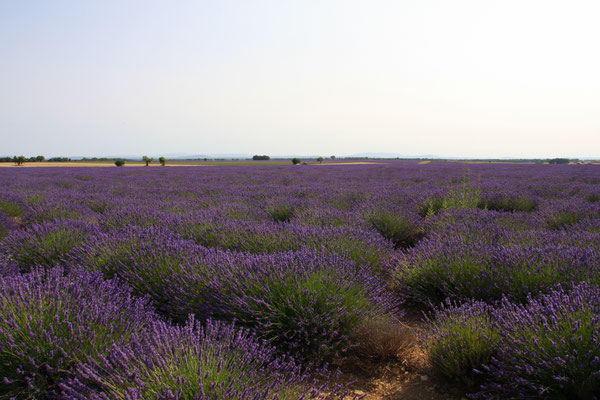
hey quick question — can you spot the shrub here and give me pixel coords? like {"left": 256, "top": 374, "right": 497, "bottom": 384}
{"left": 348, "top": 319, "right": 413, "bottom": 362}
{"left": 0, "top": 267, "right": 155, "bottom": 398}
{"left": 417, "top": 197, "right": 445, "bottom": 217}
{"left": 424, "top": 300, "right": 499, "bottom": 385}
{"left": 367, "top": 210, "right": 425, "bottom": 249}
{"left": 0, "top": 197, "right": 26, "bottom": 218}
{"left": 1, "top": 220, "right": 97, "bottom": 272}
{"left": 159, "top": 156, "right": 166, "bottom": 166}
{"left": 585, "top": 192, "right": 600, "bottom": 203}
{"left": 0, "top": 213, "right": 16, "bottom": 239}
{"left": 114, "top": 159, "right": 125, "bottom": 167}
{"left": 235, "top": 267, "right": 386, "bottom": 361}
{"left": 478, "top": 283, "right": 600, "bottom": 399}
{"left": 547, "top": 210, "right": 584, "bottom": 229}
{"left": 477, "top": 194, "right": 538, "bottom": 212}
{"left": 71, "top": 228, "right": 397, "bottom": 362}
{"left": 395, "top": 238, "right": 600, "bottom": 306}
{"left": 64, "top": 318, "right": 333, "bottom": 400}
{"left": 267, "top": 203, "right": 294, "bottom": 222}
{"left": 292, "top": 158, "right": 301, "bottom": 165}
{"left": 171, "top": 218, "right": 396, "bottom": 274}
{"left": 418, "top": 176, "right": 480, "bottom": 217}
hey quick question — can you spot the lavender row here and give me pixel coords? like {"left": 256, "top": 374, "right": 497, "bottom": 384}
{"left": 0, "top": 267, "right": 353, "bottom": 399}
{"left": 425, "top": 282, "right": 600, "bottom": 399}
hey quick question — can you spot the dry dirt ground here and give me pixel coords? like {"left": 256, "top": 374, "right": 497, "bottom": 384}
{"left": 332, "top": 308, "right": 467, "bottom": 400}
{"left": 337, "top": 351, "right": 465, "bottom": 400}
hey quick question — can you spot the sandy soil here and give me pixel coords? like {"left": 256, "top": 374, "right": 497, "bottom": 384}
{"left": 336, "top": 320, "right": 465, "bottom": 400}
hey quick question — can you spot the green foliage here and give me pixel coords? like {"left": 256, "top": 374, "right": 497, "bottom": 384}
{"left": 291, "top": 158, "right": 301, "bottom": 165}
{"left": 0, "top": 269, "right": 153, "bottom": 399}
{"left": 0, "top": 200, "right": 24, "bottom": 218}
{"left": 114, "top": 159, "right": 125, "bottom": 167}
{"left": 6, "top": 224, "right": 93, "bottom": 272}
{"left": 425, "top": 302, "right": 499, "bottom": 385}
{"left": 267, "top": 204, "right": 294, "bottom": 223}
{"left": 367, "top": 211, "right": 424, "bottom": 248}
{"left": 158, "top": 156, "right": 166, "bottom": 166}
{"left": 142, "top": 155, "right": 153, "bottom": 166}
{"left": 547, "top": 211, "right": 583, "bottom": 230}
{"left": 12, "top": 155, "right": 26, "bottom": 166}
{"left": 418, "top": 175, "right": 480, "bottom": 217}
{"left": 47, "top": 157, "right": 71, "bottom": 162}
{"left": 417, "top": 197, "right": 445, "bottom": 217}
{"left": 585, "top": 193, "right": 600, "bottom": 203}
{"left": 252, "top": 155, "right": 270, "bottom": 160}
{"left": 478, "top": 196, "right": 538, "bottom": 212}
{"left": 241, "top": 270, "right": 373, "bottom": 361}
{"left": 317, "top": 157, "right": 324, "bottom": 163}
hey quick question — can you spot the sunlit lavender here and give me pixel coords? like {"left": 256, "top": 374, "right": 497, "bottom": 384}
{"left": 1, "top": 161, "right": 599, "bottom": 399}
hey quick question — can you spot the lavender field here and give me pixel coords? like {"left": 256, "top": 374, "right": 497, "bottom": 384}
{"left": 1, "top": 162, "right": 600, "bottom": 399}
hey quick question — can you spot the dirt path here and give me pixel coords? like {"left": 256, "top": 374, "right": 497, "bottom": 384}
{"left": 336, "top": 309, "right": 466, "bottom": 400}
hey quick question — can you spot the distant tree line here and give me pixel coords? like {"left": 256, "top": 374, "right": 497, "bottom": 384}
{"left": 81, "top": 157, "right": 112, "bottom": 161}
{"left": 547, "top": 158, "right": 573, "bottom": 164}
{"left": 252, "top": 155, "right": 270, "bottom": 160}
{"left": 0, "top": 155, "right": 46, "bottom": 164}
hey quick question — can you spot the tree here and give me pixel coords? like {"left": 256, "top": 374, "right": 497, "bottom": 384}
{"left": 35, "top": 155, "right": 45, "bottom": 162}
{"left": 292, "top": 158, "right": 301, "bottom": 165}
{"left": 330, "top": 155, "right": 335, "bottom": 160}
{"left": 253, "top": 155, "right": 270, "bottom": 160}
{"left": 142, "top": 156, "right": 153, "bottom": 166}
{"left": 159, "top": 157, "right": 166, "bottom": 166}
{"left": 13, "top": 156, "right": 26, "bottom": 166}
{"left": 115, "top": 159, "right": 125, "bottom": 167}
{"left": 317, "top": 157, "right": 324, "bottom": 163}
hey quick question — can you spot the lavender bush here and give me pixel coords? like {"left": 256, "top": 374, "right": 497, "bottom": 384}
{"left": 70, "top": 227, "right": 397, "bottom": 361}
{"left": 425, "top": 283, "right": 600, "bottom": 398}
{"left": 0, "top": 162, "right": 599, "bottom": 398}
{"left": 424, "top": 300, "right": 499, "bottom": 385}
{"left": 0, "top": 267, "right": 156, "bottom": 398}
{"left": 478, "top": 283, "right": 600, "bottom": 399}
{"left": 1, "top": 220, "right": 98, "bottom": 272}
{"left": 62, "top": 318, "right": 345, "bottom": 400}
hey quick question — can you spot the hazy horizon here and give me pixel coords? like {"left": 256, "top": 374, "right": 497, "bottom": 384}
{"left": 2, "top": 1, "right": 599, "bottom": 159}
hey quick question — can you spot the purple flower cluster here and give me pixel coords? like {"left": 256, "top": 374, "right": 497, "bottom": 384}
{"left": 0, "top": 267, "right": 350, "bottom": 399}
{"left": 397, "top": 228, "right": 600, "bottom": 305}
{"left": 1, "top": 219, "right": 99, "bottom": 272}
{"left": 0, "top": 267, "right": 156, "bottom": 398}
{"left": 478, "top": 283, "right": 600, "bottom": 399}
{"left": 62, "top": 318, "right": 340, "bottom": 400}
{"left": 426, "top": 283, "right": 600, "bottom": 398}
{"left": 68, "top": 226, "right": 397, "bottom": 360}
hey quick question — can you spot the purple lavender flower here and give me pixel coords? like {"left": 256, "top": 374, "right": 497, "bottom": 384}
{"left": 0, "top": 267, "right": 156, "bottom": 398}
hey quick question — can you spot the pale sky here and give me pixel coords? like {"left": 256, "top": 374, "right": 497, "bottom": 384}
{"left": 1, "top": 0, "right": 599, "bottom": 158}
